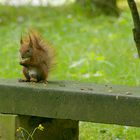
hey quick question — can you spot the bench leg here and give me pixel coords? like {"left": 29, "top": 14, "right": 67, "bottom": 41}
{"left": 18, "top": 116, "right": 79, "bottom": 140}
{"left": 0, "top": 114, "right": 79, "bottom": 140}
{"left": 0, "top": 114, "right": 17, "bottom": 140}
{"left": 38, "top": 118, "right": 79, "bottom": 140}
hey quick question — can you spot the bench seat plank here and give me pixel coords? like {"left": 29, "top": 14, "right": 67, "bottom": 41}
{"left": 0, "top": 79, "right": 140, "bottom": 127}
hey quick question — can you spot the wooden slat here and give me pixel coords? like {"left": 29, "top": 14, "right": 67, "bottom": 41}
{"left": 0, "top": 114, "right": 17, "bottom": 140}
{"left": 0, "top": 79, "right": 140, "bottom": 127}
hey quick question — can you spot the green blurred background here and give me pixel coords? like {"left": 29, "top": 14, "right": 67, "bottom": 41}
{"left": 1, "top": 0, "right": 140, "bottom": 139}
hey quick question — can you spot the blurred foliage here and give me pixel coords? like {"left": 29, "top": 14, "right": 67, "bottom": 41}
{"left": 1, "top": 2, "right": 140, "bottom": 140}
{"left": 76, "top": 0, "right": 119, "bottom": 16}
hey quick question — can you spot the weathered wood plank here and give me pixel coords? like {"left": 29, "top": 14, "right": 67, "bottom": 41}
{"left": 0, "top": 79, "right": 140, "bottom": 127}
{"left": 0, "top": 114, "right": 17, "bottom": 140}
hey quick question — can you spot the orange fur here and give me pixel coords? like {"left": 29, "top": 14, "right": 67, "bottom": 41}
{"left": 19, "top": 30, "right": 56, "bottom": 82}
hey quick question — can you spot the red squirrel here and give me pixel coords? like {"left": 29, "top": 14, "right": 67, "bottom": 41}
{"left": 19, "top": 30, "right": 55, "bottom": 82}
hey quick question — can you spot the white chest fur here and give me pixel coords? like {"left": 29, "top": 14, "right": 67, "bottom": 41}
{"left": 28, "top": 68, "right": 38, "bottom": 77}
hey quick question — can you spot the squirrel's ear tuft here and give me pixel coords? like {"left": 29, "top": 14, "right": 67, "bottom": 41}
{"left": 29, "top": 34, "right": 33, "bottom": 47}
{"left": 20, "top": 34, "right": 23, "bottom": 44}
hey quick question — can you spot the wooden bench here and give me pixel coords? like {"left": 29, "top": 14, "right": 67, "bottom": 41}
{"left": 0, "top": 79, "right": 140, "bottom": 139}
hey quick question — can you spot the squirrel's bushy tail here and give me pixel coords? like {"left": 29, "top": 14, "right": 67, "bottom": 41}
{"left": 29, "top": 29, "right": 56, "bottom": 72}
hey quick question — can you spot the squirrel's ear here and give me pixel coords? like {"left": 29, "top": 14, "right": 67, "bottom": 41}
{"left": 29, "top": 34, "right": 33, "bottom": 47}
{"left": 20, "top": 34, "right": 23, "bottom": 44}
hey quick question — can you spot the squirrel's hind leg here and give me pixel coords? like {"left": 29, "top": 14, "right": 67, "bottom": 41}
{"left": 38, "top": 80, "right": 48, "bottom": 84}
{"left": 19, "top": 67, "right": 30, "bottom": 82}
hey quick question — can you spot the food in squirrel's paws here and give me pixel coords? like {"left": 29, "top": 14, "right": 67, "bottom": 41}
{"left": 22, "top": 58, "right": 30, "bottom": 61}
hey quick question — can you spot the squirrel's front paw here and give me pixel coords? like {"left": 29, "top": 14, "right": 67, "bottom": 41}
{"left": 19, "top": 61, "right": 23, "bottom": 65}
{"left": 19, "top": 60, "right": 26, "bottom": 66}
{"left": 20, "top": 58, "right": 30, "bottom": 65}
{"left": 19, "top": 58, "right": 29, "bottom": 66}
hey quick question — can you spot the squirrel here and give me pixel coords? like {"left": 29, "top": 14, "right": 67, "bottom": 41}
{"left": 19, "top": 30, "right": 56, "bottom": 83}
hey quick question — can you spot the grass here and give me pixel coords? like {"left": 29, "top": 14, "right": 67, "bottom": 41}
{"left": 1, "top": 3, "right": 140, "bottom": 139}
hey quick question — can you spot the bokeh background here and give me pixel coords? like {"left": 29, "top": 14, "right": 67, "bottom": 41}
{"left": 1, "top": 0, "right": 140, "bottom": 139}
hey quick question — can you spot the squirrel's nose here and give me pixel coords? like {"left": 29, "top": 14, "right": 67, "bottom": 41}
{"left": 21, "top": 54, "right": 26, "bottom": 58}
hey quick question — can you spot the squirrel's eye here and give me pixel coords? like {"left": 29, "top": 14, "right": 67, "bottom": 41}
{"left": 27, "top": 50, "right": 30, "bottom": 52}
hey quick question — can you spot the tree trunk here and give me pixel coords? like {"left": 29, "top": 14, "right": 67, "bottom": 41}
{"left": 127, "top": 0, "right": 140, "bottom": 58}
